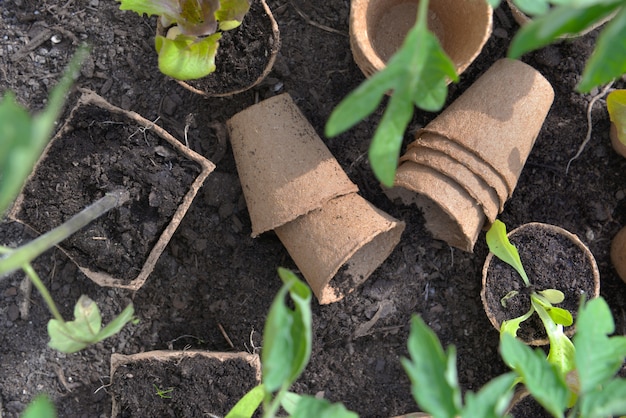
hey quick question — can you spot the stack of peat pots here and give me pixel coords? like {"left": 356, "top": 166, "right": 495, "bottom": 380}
{"left": 227, "top": 94, "right": 405, "bottom": 304}
{"left": 386, "top": 59, "right": 555, "bottom": 251}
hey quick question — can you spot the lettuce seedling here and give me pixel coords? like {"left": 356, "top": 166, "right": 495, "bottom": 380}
{"left": 118, "top": 0, "right": 250, "bottom": 80}
{"left": 486, "top": 220, "right": 575, "bottom": 378}
{"left": 607, "top": 89, "right": 626, "bottom": 146}
{"left": 226, "top": 268, "right": 357, "bottom": 418}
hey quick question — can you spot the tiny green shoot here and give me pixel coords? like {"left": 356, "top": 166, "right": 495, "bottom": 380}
{"left": 154, "top": 384, "right": 175, "bottom": 399}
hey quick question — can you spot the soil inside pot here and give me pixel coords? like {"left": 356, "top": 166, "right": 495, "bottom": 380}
{"left": 14, "top": 103, "right": 202, "bottom": 283}
{"left": 183, "top": 0, "right": 277, "bottom": 95}
{"left": 483, "top": 224, "right": 597, "bottom": 343}
{"left": 111, "top": 355, "right": 260, "bottom": 417}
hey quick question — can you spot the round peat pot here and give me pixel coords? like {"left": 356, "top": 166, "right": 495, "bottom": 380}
{"left": 158, "top": 0, "right": 280, "bottom": 97}
{"left": 481, "top": 222, "right": 600, "bottom": 345}
{"left": 349, "top": 0, "right": 492, "bottom": 78}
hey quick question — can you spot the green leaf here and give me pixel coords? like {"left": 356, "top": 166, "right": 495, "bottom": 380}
{"left": 500, "top": 333, "right": 570, "bottom": 418}
{"left": 261, "top": 268, "right": 312, "bottom": 393}
{"left": 578, "top": 6, "right": 626, "bottom": 92}
{"left": 325, "top": 0, "right": 456, "bottom": 186}
{"left": 500, "top": 307, "right": 535, "bottom": 340}
{"left": 460, "top": 372, "right": 517, "bottom": 418}
{"left": 580, "top": 379, "right": 626, "bottom": 417}
{"left": 486, "top": 220, "right": 530, "bottom": 287}
{"left": 216, "top": 0, "right": 250, "bottom": 30}
{"left": 607, "top": 90, "right": 626, "bottom": 146}
{"left": 401, "top": 315, "right": 461, "bottom": 418}
{"left": 280, "top": 391, "right": 304, "bottom": 416}
{"left": 538, "top": 289, "right": 565, "bottom": 304}
{"left": 531, "top": 295, "right": 576, "bottom": 377}
{"left": 513, "top": 0, "right": 551, "bottom": 16}
{"left": 508, "top": 3, "right": 619, "bottom": 59}
{"left": 155, "top": 32, "right": 220, "bottom": 80}
{"left": 47, "top": 296, "right": 135, "bottom": 353}
{"left": 225, "top": 384, "right": 265, "bottom": 418}
{"left": 21, "top": 395, "right": 56, "bottom": 418}
{"left": 574, "top": 297, "right": 626, "bottom": 395}
{"left": 0, "top": 46, "right": 87, "bottom": 217}
{"left": 290, "top": 395, "right": 359, "bottom": 418}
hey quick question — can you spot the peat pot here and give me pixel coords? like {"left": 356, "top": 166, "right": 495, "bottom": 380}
{"left": 110, "top": 350, "right": 261, "bottom": 417}
{"left": 158, "top": 0, "right": 280, "bottom": 97}
{"left": 481, "top": 222, "right": 600, "bottom": 345}
{"left": 386, "top": 59, "right": 554, "bottom": 252}
{"left": 349, "top": 0, "right": 492, "bottom": 78}
{"left": 227, "top": 93, "right": 405, "bottom": 304}
{"left": 8, "top": 89, "right": 215, "bottom": 290}
{"left": 611, "top": 226, "right": 626, "bottom": 283}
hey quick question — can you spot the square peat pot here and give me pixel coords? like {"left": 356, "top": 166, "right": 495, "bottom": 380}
{"left": 110, "top": 350, "right": 261, "bottom": 417}
{"left": 8, "top": 89, "right": 215, "bottom": 290}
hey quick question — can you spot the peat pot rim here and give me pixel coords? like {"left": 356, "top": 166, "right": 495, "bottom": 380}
{"left": 349, "top": 0, "right": 493, "bottom": 79}
{"left": 480, "top": 222, "right": 600, "bottom": 346}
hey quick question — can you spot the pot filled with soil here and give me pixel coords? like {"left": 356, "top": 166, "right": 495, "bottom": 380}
{"left": 227, "top": 93, "right": 405, "bottom": 304}
{"left": 156, "top": 0, "right": 280, "bottom": 97}
{"left": 8, "top": 88, "right": 215, "bottom": 290}
{"left": 349, "top": 0, "right": 492, "bottom": 78}
{"left": 110, "top": 350, "right": 261, "bottom": 417}
{"left": 481, "top": 222, "right": 600, "bottom": 346}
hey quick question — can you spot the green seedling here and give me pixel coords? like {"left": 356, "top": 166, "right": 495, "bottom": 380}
{"left": 154, "top": 384, "right": 175, "bottom": 399}
{"left": 488, "top": 0, "right": 626, "bottom": 93}
{"left": 607, "top": 89, "right": 626, "bottom": 146}
{"left": 325, "top": 0, "right": 457, "bottom": 187}
{"left": 326, "top": 0, "right": 626, "bottom": 188}
{"left": 0, "top": 47, "right": 135, "bottom": 353}
{"left": 486, "top": 220, "right": 575, "bottom": 378}
{"left": 117, "top": 0, "right": 250, "bottom": 80}
{"left": 226, "top": 268, "right": 357, "bottom": 418}
{"left": 402, "top": 298, "right": 626, "bottom": 418}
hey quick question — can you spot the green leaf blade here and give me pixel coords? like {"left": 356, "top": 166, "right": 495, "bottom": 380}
{"left": 155, "top": 33, "right": 220, "bottom": 80}
{"left": 225, "top": 384, "right": 265, "bottom": 418}
{"left": 500, "top": 333, "right": 570, "bottom": 418}
{"left": 261, "top": 269, "right": 312, "bottom": 393}
{"left": 578, "top": 6, "right": 626, "bottom": 92}
{"left": 486, "top": 220, "right": 530, "bottom": 286}
{"left": 460, "top": 372, "right": 517, "bottom": 418}
{"left": 574, "top": 297, "right": 626, "bottom": 395}
{"left": 401, "top": 315, "right": 461, "bottom": 418}
{"left": 290, "top": 395, "right": 359, "bottom": 418}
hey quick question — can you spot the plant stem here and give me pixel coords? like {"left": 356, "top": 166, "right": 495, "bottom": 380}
{"left": 416, "top": 0, "right": 429, "bottom": 28}
{"left": 23, "top": 262, "right": 64, "bottom": 324}
{"left": 0, "top": 189, "right": 128, "bottom": 278}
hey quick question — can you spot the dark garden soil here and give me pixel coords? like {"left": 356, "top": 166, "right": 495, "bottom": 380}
{"left": 482, "top": 223, "right": 599, "bottom": 345}
{"left": 12, "top": 100, "right": 202, "bottom": 284}
{"left": 1, "top": 1, "right": 626, "bottom": 418}
{"left": 110, "top": 352, "right": 260, "bottom": 417}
